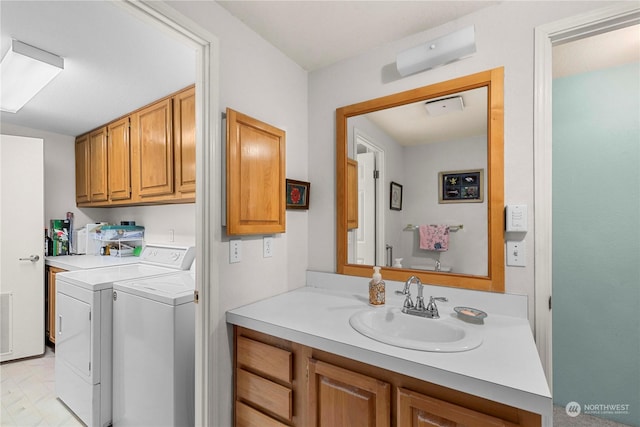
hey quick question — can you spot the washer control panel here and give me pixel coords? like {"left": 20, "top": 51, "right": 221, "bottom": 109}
{"left": 138, "top": 244, "right": 195, "bottom": 270}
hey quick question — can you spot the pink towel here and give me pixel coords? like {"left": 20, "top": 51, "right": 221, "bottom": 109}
{"left": 419, "top": 225, "right": 449, "bottom": 251}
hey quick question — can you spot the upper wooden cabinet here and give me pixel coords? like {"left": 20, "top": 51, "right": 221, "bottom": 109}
{"left": 107, "top": 117, "right": 131, "bottom": 202}
{"left": 174, "top": 86, "right": 196, "bottom": 198}
{"left": 75, "top": 85, "right": 195, "bottom": 207}
{"left": 226, "top": 108, "right": 286, "bottom": 235}
{"left": 131, "top": 98, "right": 174, "bottom": 200}
{"left": 89, "top": 127, "right": 109, "bottom": 202}
{"left": 75, "top": 134, "right": 90, "bottom": 204}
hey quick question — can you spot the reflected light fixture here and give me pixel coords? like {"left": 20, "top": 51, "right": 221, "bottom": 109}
{"left": 396, "top": 26, "right": 476, "bottom": 77}
{"left": 0, "top": 40, "right": 64, "bottom": 113}
{"left": 425, "top": 96, "right": 465, "bottom": 116}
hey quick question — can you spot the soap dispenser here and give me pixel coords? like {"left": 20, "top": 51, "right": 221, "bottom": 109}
{"left": 369, "top": 266, "right": 385, "bottom": 306}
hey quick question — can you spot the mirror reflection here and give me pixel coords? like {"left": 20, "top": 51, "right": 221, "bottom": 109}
{"left": 347, "top": 87, "right": 488, "bottom": 276}
{"left": 336, "top": 67, "right": 504, "bottom": 292}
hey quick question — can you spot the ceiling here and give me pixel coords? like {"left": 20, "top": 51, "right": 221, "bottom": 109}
{"left": 0, "top": 1, "right": 637, "bottom": 140}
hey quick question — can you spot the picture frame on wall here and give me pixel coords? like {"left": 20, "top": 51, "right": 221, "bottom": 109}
{"left": 286, "top": 179, "right": 310, "bottom": 209}
{"left": 390, "top": 181, "right": 403, "bottom": 210}
{"left": 439, "top": 169, "right": 484, "bottom": 203}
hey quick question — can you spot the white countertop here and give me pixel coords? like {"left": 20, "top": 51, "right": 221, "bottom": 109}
{"left": 226, "top": 273, "right": 552, "bottom": 422}
{"left": 45, "top": 254, "right": 139, "bottom": 271}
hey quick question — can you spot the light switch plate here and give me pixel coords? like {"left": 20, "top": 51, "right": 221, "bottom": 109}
{"left": 229, "top": 239, "right": 241, "bottom": 263}
{"left": 507, "top": 241, "right": 525, "bottom": 267}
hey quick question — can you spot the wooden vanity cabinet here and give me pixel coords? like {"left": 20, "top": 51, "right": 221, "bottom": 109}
{"left": 45, "top": 266, "right": 66, "bottom": 344}
{"left": 233, "top": 326, "right": 541, "bottom": 427}
{"left": 226, "top": 108, "right": 286, "bottom": 235}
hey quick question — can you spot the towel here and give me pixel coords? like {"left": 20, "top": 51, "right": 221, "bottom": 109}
{"left": 419, "top": 224, "right": 449, "bottom": 251}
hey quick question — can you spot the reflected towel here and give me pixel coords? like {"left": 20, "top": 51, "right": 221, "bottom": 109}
{"left": 419, "top": 225, "right": 449, "bottom": 251}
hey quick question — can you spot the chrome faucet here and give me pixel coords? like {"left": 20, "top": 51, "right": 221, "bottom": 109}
{"left": 395, "top": 276, "right": 448, "bottom": 318}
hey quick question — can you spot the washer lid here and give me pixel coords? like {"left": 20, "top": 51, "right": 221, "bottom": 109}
{"left": 56, "top": 264, "right": 179, "bottom": 291}
{"left": 113, "top": 271, "right": 195, "bottom": 305}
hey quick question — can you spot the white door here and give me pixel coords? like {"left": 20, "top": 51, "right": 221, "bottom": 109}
{"left": 0, "top": 134, "right": 45, "bottom": 361}
{"left": 356, "top": 152, "right": 375, "bottom": 265}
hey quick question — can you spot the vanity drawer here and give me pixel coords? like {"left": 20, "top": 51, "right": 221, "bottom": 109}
{"left": 237, "top": 335, "right": 292, "bottom": 385}
{"left": 236, "top": 401, "right": 289, "bottom": 427}
{"left": 237, "top": 369, "right": 293, "bottom": 421}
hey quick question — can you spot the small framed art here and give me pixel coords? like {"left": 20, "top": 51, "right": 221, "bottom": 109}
{"left": 286, "top": 179, "right": 310, "bottom": 209}
{"left": 390, "top": 181, "right": 403, "bottom": 210}
{"left": 439, "top": 169, "right": 484, "bottom": 203}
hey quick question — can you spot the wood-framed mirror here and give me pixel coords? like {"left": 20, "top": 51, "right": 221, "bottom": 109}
{"left": 336, "top": 67, "right": 504, "bottom": 292}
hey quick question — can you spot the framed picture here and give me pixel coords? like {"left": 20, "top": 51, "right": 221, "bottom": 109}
{"left": 439, "top": 169, "right": 484, "bottom": 203}
{"left": 286, "top": 179, "right": 310, "bottom": 209}
{"left": 390, "top": 181, "right": 403, "bottom": 210}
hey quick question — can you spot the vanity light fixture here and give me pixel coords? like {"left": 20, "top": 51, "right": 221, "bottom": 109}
{"left": 425, "top": 96, "right": 465, "bottom": 116}
{"left": 396, "top": 26, "right": 476, "bottom": 77}
{"left": 0, "top": 40, "right": 64, "bottom": 113}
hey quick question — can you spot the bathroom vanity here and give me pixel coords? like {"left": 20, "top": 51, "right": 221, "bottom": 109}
{"left": 227, "top": 272, "right": 552, "bottom": 427}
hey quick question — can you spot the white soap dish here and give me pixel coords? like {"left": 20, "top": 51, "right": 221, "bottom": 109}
{"left": 454, "top": 306, "right": 487, "bottom": 324}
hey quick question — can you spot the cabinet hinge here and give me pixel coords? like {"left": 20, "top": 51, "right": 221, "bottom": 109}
{"left": 194, "top": 290, "right": 199, "bottom": 304}
{"left": 549, "top": 296, "right": 552, "bottom": 310}
{"left": 89, "top": 361, "right": 91, "bottom": 371}
{"left": 89, "top": 311, "right": 91, "bottom": 321}
{"left": 373, "top": 170, "right": 379, "bottom": 179}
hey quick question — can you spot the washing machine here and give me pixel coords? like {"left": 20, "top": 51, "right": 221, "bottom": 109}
{"left": 111, "top": 269, "right": 195, "bottom": 426}
{"left": 54, "top": 244, "right": 195, "bottom": 427}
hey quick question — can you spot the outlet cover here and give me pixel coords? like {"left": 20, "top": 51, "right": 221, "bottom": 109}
{"left": 263, "top": 236, "right": 273, "bottom": 258}
{"left": 229, "top": 239, "right": 241, "bottom": 263}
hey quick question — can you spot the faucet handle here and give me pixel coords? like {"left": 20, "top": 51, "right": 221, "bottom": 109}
{"left": 431, "top": 296, "right": 448, "bottom": 303}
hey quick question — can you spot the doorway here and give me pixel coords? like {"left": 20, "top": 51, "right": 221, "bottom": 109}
{"left": 534, "top": 5, "right": 640, "bottom": 426}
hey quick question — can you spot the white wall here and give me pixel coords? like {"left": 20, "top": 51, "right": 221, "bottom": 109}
{"left": 308, "top": 1, "right": 621, "bottom": 326}
{"left": 163, "top": 2, "right": 309, "bottom": 425}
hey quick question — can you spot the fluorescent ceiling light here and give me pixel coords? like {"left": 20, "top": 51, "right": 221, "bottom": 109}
{"left": 425, "top": 96, "right": 465, "bottom": 116}
{"left": 0, "top": 40, "right": 64, "bottom": 113}
{"left": 396, "top": 26, "right": 476, "bottom": 77}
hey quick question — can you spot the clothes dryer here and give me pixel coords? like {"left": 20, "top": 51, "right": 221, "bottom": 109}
{"left": 112, "top": 270, "right": 195, "bottom": 426}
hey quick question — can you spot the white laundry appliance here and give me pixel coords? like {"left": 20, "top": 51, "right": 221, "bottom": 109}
{"left": 54, "top": 244, "right": 195, "bottom": 427}
{"left": 112, "top": 269, "right": 195, "bottom": 426}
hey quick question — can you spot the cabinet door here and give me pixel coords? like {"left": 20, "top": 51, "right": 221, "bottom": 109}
{"left": 107, "top": 117, "right": 131, "bottom": 201}
{"left": 75, "top": 134, "right": 90, "bottom": 204}
{"left": 174, "top": 86, "right": 196, "bottom": 196}
{"left": 56, "top": 292, "right": 92, "bottom": 378}
{"left": 226, "top": 108, "right": 286, "bottom": 235}
{"left": 89, "top": 127, "right": 109, "bottom": 202}
{"left": 346, "top": 158, "right": 358, "bottom": 230}
{"left": 397, "top": 387, "right": 520, "bottom": 427}
{"left": 132, "top": 98, "right": 174, "bottom": 199}
{"left": 46, "top": 267, "right": 66, "bottom": 343}
{"left": 308, "top": 358, "right": 390, "bottom": 427}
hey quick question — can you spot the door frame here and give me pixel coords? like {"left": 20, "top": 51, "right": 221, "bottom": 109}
{"left": 533, "top": 3, "right": 640, "bottom": 389}
{"left": 120, "top": 2, "right": 220, "bottom": 426}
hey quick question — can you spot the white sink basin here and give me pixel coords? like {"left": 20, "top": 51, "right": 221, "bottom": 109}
{"left": 349, "top": 307, "right": 482, "bottom": 352}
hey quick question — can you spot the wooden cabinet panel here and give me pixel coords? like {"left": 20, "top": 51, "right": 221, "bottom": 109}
{"left": 346, "top": 158, "right": 358, "bottom": 230}
{"left": 237, "top": 336, "right": 292, "bottom": 385}
{"left": 107, "top": 117, "right": 131, "bottom": 201}
{"left": 174, "top": 86, "right": 196, "bottom": 196}
{"left": 226, "top": 108, "right": 286, "bottom": 235}
{"left": 46, "top": 266, "right": 66, "bottom": 343}
{"left": 237, "top": 369, "right": 292, "bottom": 421}
{"left": 89, "top": 127, "right": 109, "bottom": 202}
{"left": 397, "top": 387, "right": 521, "bottom": 427}
{"left": 75, "top": 134, "right": 90, "bottom": 204}
{"left": 132, "top": 98, "right": 174, "bottom": 199}
{"left": 236, "top": 401, "right": 288, "bottom": 427}
{"left": 307, "top": 358, "right": 390, "bottom": 427}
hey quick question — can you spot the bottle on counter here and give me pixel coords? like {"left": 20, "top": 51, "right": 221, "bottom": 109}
{"left": 369, "top": 266, "right": 385, "bottom": 306}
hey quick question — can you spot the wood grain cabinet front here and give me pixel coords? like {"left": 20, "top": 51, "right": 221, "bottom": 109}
{"left": 235, "top": 333, "right": 294, "bottom": 426}
{"left": 233, "top": 326, "right": 542, "bottom": 427}
{"left": 226, "top": 108, "right": 286, "bottom": 235}
{"left": 45, "top": 266, "right": 66, "bottom": 344}
{"left": 75, "top": 85, "right": 195, "bottom": 207}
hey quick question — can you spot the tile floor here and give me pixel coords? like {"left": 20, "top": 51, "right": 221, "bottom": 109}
{"left": 1, "top": 346, "right": 83, "bottom": 427}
